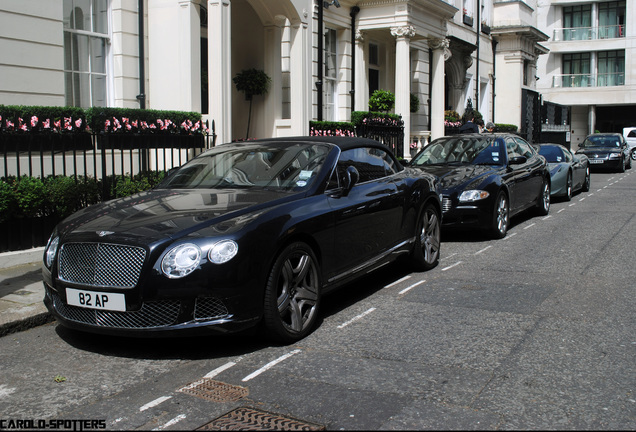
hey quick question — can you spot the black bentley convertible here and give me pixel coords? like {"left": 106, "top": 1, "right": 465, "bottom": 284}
{"left": 43, "top": 136, "right": 441, "bottom": 342}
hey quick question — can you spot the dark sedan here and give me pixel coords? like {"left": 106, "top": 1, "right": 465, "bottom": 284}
{"left": 409, "top": 133, "right": 550, "bottom": 239}
{"left": 576, "top": 133, "right": 632, "bottom": 172}
{"left": 42, "top": 137, "right": 441, "bottom": 342}
{"left": 535, "top": 143, "right": 590, "bottom": 201}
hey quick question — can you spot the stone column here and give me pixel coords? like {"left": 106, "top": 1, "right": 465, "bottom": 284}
{"left": 391, "top": 25, "right": 416, "bottom": 157}
{"left": 289, "top": 18, "right": 310, "bottom": 136}
{"left": 264, "top": 19, "right": 285, "bottom": 137}
{"left": 429, "top": 37, "right": 451, "bottom": 140}
{"left": 354, "top": 30, "right": 367, "bottom": 114}
{"left": 208, "top": 0, "right": 232, "bottom": 143}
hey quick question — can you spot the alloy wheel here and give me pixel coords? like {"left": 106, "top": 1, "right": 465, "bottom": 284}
{"left": 419, "top": 207, "right": 441, "bottom": 267}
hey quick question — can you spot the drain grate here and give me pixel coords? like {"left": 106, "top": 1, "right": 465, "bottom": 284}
{"left": 196, "top": 407, "right": 325, "bottom": 431}
{"left": 179, "top": 378, "right": 249, "bottom": 402}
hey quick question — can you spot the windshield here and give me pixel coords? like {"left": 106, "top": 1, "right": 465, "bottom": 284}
{"left": 411, "top": 136, "right": 505, "bottom": 166}
{"left": 538, "top": 146, "right": 565, "bottom": 163}
{"left": 583, "top": 136, "right": 622, "bottom": 148}
{"left": 159, "top": 142, "right": 332, "bottom": 191}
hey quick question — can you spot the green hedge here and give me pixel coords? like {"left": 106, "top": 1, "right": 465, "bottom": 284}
{"left": 494, "top": 123, "right": 519, "bottom": 133}
{"left": 0, "top": 171, "right": 166, "bottom": 223}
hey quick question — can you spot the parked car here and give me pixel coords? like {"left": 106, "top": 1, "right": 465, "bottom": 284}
{"left": 409, "top": 133, "right": 550, "bottom": 239}
{"left": 534, "top": 143, "right": 590, "bottom": 201}
{"left": 576, "top": 133, "right": 632, "bottom": 172}
{"left": 42, "top": 136, "right": 441, "bottom": 342}
{"left": 622, "top": 127, "right": 636, "bottom": 161}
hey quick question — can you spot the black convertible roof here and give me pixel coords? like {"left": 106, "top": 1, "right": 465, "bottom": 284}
{"left": 250, "top": 135, "right": 391, "bottom": 152}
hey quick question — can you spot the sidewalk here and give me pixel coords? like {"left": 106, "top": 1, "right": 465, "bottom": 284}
{"left": 0, "top": 247, "right": 53, "bottom": 337}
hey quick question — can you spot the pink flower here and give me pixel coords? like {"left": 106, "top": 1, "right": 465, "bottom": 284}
{"left": 75, "top": 118, "right": 82, "bottom": 129}
{"left": 54, "top": 119, "right": 61, "bottom": 130}
{"left": 64, "top": 117, "right": 73, "bottom": 131}
{"left": 31, "top": 116, "right": 39, "bottom": 127}
{"left": 104, "top": 119, "right": 111, "bottom": 131}
{"left": 43, "top": 119, "right": 51, "bottom": 129}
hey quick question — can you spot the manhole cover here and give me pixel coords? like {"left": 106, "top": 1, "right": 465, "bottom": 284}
{"left": 179, "top": 378, "right": 249, "bottom": 402}
{"left": 197, "top": 407, "right": 325, "bottom": 431}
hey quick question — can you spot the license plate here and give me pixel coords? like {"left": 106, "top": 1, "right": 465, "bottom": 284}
{"left": 66, "top": 288, "right": 126, "bottom": 311}
{"left": 589, "top": 159, "right": 604, "bottom": 164}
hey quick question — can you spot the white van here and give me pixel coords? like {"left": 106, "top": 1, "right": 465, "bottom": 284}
{"left": 622, "top": 127, "right": 636, "bottom": 161}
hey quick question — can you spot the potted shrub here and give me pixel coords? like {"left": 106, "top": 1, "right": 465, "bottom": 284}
{"left": 233, "top": 68, "right": 271, "bottom": 139}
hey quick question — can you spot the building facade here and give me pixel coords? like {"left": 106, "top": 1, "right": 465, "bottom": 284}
{"left": 536, "top": 0, "right": 635, "bottom": 149}
{"left": 1, "top": 0, "right": 548, "bottom": 156}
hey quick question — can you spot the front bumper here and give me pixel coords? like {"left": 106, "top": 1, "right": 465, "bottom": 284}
{"left": 440, "top": 195, "right": 494, "bottom": 231}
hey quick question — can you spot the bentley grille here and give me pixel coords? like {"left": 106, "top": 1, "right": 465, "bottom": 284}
{"left": 58, "top": 242, "right": 146, "bottom": 288}
{"left": 49, "top": 288, "right": 179, "bottom": 329}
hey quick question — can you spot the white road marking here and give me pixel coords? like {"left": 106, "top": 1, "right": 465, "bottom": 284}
{"left": 558, "top": 209, "right": 565, "bottom": 213}
{"left": 542, "top": 215, "right": 551, "bottom": 220}
{"left": 399, "top": 280, "right": 425, "bottom": 295}
{"left": 337, "top": 308, "right": 376, "bottom": 329}
{"left": 502, "top": 232, "right": 517, "bottom": 240}
{"left": 242, "top": 349, "right": 302, "bottom": 382}
{"left": 152, "top": 414, "right": 186, "bottom": 430}
{"left": 140, "top": 396, "right": 172, "bottom": 412}
{"left": 204, "top": 362, "right": 236, "bottom": 379}
{"left": 524, "top": 223, "right": 536, "bottom": 230}
{"left": 385, "top": 275, "right": 411, "bottom": 288}
{"left": 441, "top": 252, "right": 457, "bottom": 261}
{"left": 442, "top": 261, "right": 462, "bottom": 271}
{"left": 0, "top": 385, "right": 16, "bottom": 398}
{"left": 475, "top": 246, "right": 492, "bottom": 255}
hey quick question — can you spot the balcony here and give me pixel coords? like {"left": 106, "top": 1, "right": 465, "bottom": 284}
{"left": 552, "top": 72, "right": 625, "bottom": 88}
{"left": 553, "top": 25, "right": 625, "bottom": 42}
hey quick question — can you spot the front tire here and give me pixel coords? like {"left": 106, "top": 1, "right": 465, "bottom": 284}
{"left": 631, "top": 149, "right": 636, "bottom": 161}
{"left": 536, "top": 178, "right": 551, "bottom": 216}
{"left": 263, "top": 242, "right": 321, "bottom": 343}
{"left": 581, "top": 167, "right": 591, "bottom": 192}
{"left": 491, "top": 191, "right": 509, "bottom": 239}
{"left": 410, "top": 203, "right": 441, "bottom": 271}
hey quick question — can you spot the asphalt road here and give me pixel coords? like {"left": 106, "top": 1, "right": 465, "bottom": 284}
{"left": 1, "top": 169, "right": 635, "bottom": 430}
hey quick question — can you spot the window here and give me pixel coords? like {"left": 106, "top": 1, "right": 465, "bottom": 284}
{"left": 598, "top": 1, "right": 625, "bottom": 39}
{"left": 64, "top": 0, "right": 109, "bottom": 107}
{"left": 597, "top": 50, "right": 625, "bottom": 86}
{"left": 324, "top": 28, "right": 338, "bottom": 121}
{"left": 368, "top": 43, "right": 380, "bottom": 95}
{"left": 562, "top": 53, "right": 591, "bottom": 87}
{"left": 563, "top": 5, "right": 591, "bottom": 41}
{"left": 328, "top": 147, "right": 400, "bottom": 188}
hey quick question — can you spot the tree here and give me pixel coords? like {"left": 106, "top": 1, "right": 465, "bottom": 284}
{"left": 233, "top": 68, "right": 271, "bottom": 139}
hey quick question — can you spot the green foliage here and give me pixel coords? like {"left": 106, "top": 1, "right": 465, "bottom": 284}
{"left": 494, "top": 123, "right": 518, "bottom": 132}
{"left": 0, "top": 180, "right": 16, "bottom": 222}
{"left": 14, "top": 176, "right": 45, "bottom": 218}
{"left": 445, "top": 110, "right": 460, "bottom": 122}
{"left": 104, "top": 171, "right": 166, "bottom": 200}
{"left": 232, "top": 69, "right": 271, "bottom": 99}
{"left": 309, "top": 121, "right": 355, "bottom": 136}
{"left": 351, "top": 111, "right": 403, "bottom": 127}
{"left": 368, "top": 90, "right": 395, "bottom": 113}
{"left": 410, "top": 93, "right": 420, "bottom": 113}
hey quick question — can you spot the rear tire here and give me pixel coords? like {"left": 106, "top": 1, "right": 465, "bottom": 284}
{"left": 410, "top": 203, "right": 441, "bottom": 271}
{"left": 536, "top": 178, "right": 550, "bottom": 216}
{"left": 564, "top": 172, "right": 572, "bottom": 201}
{"left": 263, "top": 242, "right": 321, "bottom": 343}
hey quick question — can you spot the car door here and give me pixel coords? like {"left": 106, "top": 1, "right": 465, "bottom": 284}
{"left": 567, "top": 148, "right": 585, "bottom": 188}
{"left": 325, "top": 147, "right": 405, "bottom": 280}
{"left": 504, "top": 137, "right": 531, "bottom": 213}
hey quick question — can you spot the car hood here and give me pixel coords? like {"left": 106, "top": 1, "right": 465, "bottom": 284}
{"left": 412, "top": 164, "right": 499, "bottom": 191}
{"left": 56, "top": 188, "right": 296, "bottom": 244}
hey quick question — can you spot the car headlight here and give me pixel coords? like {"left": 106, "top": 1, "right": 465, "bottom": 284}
{"left": 208, "top": 240, "right": 238, "bottom": 264}
{"left": 44, "top": 236, "right": 59, "bottom": 269}
{"left": 609, "top": 152, "right": 621, "bottom": 159}
{"left": 459, "top": 190, "right": 489, "bottom": 202}
{"left": 161, "top": 243, "right": 202, "bottom": 278}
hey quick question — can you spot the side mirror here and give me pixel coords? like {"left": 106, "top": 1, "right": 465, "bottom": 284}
{"left": 341, "top": 166, "right": 360, "bottom": 196}
{"left": 509, "top": 156, "right": 527, "bottom": 165}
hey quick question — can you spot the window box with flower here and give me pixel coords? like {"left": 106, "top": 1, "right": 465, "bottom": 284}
{"left": 481, "top": 22, "right": 491, "bottom": 35}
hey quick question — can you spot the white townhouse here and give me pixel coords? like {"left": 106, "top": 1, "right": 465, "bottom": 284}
{"left": 1, "top": 0, "right": 549, "bottom": 155}
{"left": 536, "top": 0, "right": 636, "bottom": 149}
